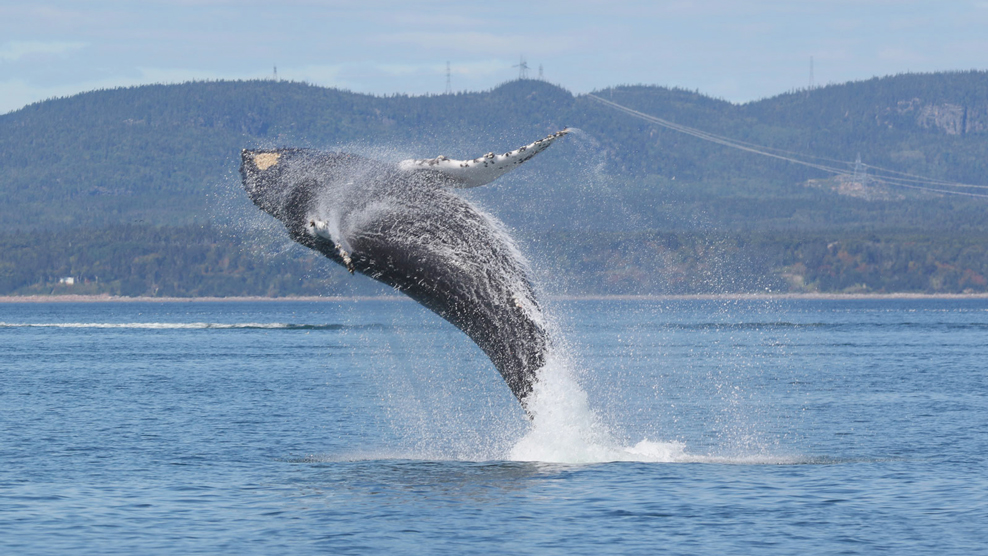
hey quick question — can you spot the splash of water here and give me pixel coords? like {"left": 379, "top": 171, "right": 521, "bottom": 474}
{"left": 505, "top": 351, "right": 807, "bottom": 464}
{"left": 507, "top": 354, "right": 691, "bottom": 463}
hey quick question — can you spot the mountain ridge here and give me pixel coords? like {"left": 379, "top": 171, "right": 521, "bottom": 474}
{"left": 2, "top": 71, "right": 987, "bottom": 295}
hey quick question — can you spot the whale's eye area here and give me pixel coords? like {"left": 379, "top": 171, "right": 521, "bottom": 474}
{"left": 253, "top": 152, "right": 280, "bottom": 171}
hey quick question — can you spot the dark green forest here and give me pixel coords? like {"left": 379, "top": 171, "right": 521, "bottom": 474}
{"left": 2, "top": 72, "right": 987, "bottom": 296}
{"left": 0, "top": 225, "right": 385, "bottom": 297}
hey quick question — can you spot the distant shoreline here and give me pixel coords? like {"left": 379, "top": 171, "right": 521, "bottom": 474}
{"left": 0, "top": 294, "right": 407, "bottom": 303}
{"left": 3, "top": 293, "right": 988, "bottom": 303}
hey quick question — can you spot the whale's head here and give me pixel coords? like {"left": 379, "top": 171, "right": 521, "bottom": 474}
{"left": 241, "top": 149, "right": 363, "bottom": 239}
{"left": 241, "top": 149, "right": 304, "bottom": 227}
{"left": 240, "top": 148, "right": 401, "bottom": 253}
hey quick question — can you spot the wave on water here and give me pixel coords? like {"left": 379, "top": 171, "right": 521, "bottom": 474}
{"left": 0, "top": 322, "right": 381, "bottom": 331}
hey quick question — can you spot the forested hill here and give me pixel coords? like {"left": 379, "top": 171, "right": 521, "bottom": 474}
{"left": 1, "top": 79, "right": 575, "bottom": 229}
{"left": 2, "top": 72, "right": 988, "bottom": 296}
{"left": 4, "top": 71, "right": 988, "bottom": 230}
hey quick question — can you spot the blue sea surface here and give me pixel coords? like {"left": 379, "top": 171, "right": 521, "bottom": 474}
{"left": 1, "top": 298, "right": 986, "bottom": 554}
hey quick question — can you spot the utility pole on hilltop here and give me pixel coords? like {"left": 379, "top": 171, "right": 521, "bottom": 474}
{"left": 273, "top": 65, "right": 278, "bottom": 81}
{"left": 514, "top": 55, "right": 529, "bottom": 79}
{"left": 809, "top": 56, "right": 814, "bottom": 90}
{"left": 539, "top": 64, "right": 543, "bottom": 80}
{"left": 445, "top": 61, "right": 452, "bottom": 94}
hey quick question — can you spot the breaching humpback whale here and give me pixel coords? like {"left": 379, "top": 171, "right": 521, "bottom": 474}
{"left": 240, "top": 130, "right": 569, "bottom": 409}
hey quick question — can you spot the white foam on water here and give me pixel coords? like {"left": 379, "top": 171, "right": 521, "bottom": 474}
{"left": 507, "top": 355, "right": 692, "bottom": 463}
{"left": 506, "top": 354, "right": 805, "bottom": 465}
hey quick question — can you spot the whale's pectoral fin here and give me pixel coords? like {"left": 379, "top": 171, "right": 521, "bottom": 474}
{"left": 309, "top": 219, "right": 355, "bottom": 273}
{"left": 398, "top": 129, "right": 570, "bottom": 188}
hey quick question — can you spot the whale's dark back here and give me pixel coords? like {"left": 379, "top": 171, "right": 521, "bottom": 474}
{"left": 241, "top": 148, "right": 549, "bottom": 406}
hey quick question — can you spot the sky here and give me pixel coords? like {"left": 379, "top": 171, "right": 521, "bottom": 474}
{"left": 2, "top": 0, "right": 988, "bottom": 114}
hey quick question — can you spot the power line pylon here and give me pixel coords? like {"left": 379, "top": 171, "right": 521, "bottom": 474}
{"left": 513, "top": 55, "right": 529, "bottom": 80}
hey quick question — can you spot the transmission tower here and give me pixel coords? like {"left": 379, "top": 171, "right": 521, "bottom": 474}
{"left": 513, "top": 55, "right": 529, "bottom": 79}
{"left": 538, "top": 64, "right": 543, "bottom": 80}
{"left": 445, "top": 61, "right": 452, "bottom": 94}
{"left": 809, "top": 56, "right": 814, "bottom": 90}
{"left": 852, "top": 153, "right": 868, "bottom": 184}
{"left": 273, "top": 65, "right": 278, "bottom": 81}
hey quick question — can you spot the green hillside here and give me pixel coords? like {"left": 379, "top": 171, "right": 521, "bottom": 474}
{"left": 2, "top": 73, "right": 987, "bottom": 296}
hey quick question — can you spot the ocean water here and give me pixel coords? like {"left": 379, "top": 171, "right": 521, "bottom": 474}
{"left": 1, "top": 298, "right": 986, "bottom": 554}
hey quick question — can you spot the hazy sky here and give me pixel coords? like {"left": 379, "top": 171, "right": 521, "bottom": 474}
{"left": 2, "top": 1, "right": 987, "bottom": 114}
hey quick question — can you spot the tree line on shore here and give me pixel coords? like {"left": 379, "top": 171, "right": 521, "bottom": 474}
{"left": 3, "top": 225, "right": 985, "bottom": 297}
